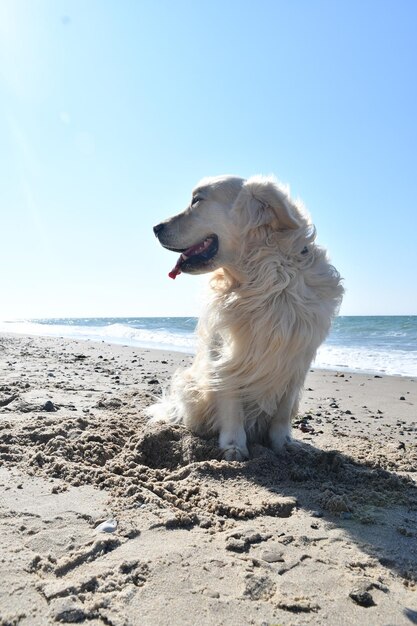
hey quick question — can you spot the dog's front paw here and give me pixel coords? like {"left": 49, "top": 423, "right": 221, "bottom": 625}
{"left": 269, "top": 421, "right": 293, "bottom": 454}
{"left": 271, "top": 436, "right": 303, "bottom": 455}
{"left": 284, "top": 438, "right": 303, "bottom": 452}
{"left": 221, "top": 446, "right": 249, "bottom": 461}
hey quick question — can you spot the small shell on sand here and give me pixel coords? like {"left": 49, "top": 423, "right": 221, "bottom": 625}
{"left": 95, "top": 519, "right": 118, "bottom": 533}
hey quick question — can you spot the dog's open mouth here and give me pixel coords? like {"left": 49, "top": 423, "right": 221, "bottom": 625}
{"left": 168, "top": 235, "right": 219, "bottom": 279}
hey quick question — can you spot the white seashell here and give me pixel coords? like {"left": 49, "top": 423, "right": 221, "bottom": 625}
{"left": 95, "top": 519, "right": 118, "bottom": 533}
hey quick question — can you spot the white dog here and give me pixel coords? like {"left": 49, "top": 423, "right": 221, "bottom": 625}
{"left": 148, "top": 175, "right": 343, "bottom": 460}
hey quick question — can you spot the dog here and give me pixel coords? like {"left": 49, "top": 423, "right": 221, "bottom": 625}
{"left": 147, "top": 175, "right": 343, "bottom": 460}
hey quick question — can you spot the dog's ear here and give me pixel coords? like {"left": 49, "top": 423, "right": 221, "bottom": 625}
{"left": 234, "top": 176, "right": 300, "bottom": 231}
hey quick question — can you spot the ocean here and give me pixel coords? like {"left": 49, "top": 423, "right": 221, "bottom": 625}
{"left": 0, "top": 316, "right": 416, "bottom": 378}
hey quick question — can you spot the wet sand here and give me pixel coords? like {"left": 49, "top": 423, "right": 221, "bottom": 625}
{"left": 0, "top": 333, "right": 416, "bottom": 625}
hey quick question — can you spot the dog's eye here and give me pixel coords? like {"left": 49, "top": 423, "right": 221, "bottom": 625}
{"left": 191, "top": 196, "right": 202, "bottom": 207}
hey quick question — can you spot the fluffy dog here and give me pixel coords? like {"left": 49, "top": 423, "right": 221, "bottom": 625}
{"left": 148, "top": 175, "right": 343, "bottom": 460}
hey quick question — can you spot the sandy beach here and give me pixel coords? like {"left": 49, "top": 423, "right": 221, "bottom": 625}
{"left": 0, "top": 332, "right": 416, "bottom": 626}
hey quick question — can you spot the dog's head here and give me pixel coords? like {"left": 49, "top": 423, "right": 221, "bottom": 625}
{"left": 153, "top": 175, "right": 303, "bottom": 279}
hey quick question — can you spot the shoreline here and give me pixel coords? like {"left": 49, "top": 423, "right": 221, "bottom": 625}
{"left": 0, "top": 333, "right": 416, "bottom": 625}
{"left": 1, "top": 329, "right": 416, "bottom": 379}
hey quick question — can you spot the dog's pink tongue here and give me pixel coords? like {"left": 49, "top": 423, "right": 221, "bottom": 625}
{"left": 168, "top": 252, "right": 188, "bottom": 280}
{"left": 168, "top": 260, "right": 182, "bottom": 280}
{"left": 168, "top": 239, "right": 212, "bottom": 280}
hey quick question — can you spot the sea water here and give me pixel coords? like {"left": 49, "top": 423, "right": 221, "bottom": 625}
{"left": 0, "top": 316, "right": 416, "bottom": 377}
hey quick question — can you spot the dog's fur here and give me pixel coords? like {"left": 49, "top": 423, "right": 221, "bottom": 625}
{"left": 148, "top": 175, "right": 343, "bottom": 460}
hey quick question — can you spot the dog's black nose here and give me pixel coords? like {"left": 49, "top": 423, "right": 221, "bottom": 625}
{"left": 153, "top": 223, "right": 165, "bottom": 238}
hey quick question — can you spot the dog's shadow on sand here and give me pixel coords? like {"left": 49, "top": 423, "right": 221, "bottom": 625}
{"left": 248, "top": 441, "right": 417, "bottom": 578}
{"left": 134, "top": 422, "right": 417, "bottom": 584}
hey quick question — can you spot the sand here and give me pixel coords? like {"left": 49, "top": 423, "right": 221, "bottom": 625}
{"left": 0, "top": 332, "right": 416, "bottom": 626}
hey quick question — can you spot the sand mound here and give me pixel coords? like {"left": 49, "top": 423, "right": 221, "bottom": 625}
{"left": 1, "top": 394, "right": 415, "bottom": 531}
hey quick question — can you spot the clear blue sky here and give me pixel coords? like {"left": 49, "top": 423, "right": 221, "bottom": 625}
{"left": 1, "top": 0, "right": 416, "bottom": 318}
